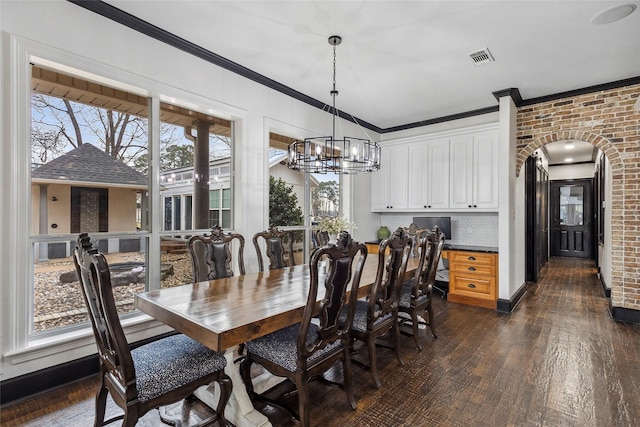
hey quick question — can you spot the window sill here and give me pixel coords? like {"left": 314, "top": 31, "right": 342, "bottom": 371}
{"left": 5, "top": 313, "right": 172, "bottom": 365}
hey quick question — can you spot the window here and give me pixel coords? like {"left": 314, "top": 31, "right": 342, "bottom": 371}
{"left": 28, "top": 64, "right": 235, "bottom": 336}
{"left": 208, "top": 188, "right": 231, "bottom": 228}
{"left": 268, "top": 133, "right": 343, "bottom": 263}
{"left": 157, "top": 102, "right": 233, "bottom": 287}
{"left": 30, "top": 66, "right": 149, "bottom": 334}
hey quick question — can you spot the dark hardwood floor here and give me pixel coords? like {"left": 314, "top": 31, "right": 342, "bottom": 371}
{"left": 2, "top": 257, "right": 639, "bottom": 426}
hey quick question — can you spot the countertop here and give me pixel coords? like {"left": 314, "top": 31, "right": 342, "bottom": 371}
{"left": 443, "top": 244, "right": 498, "bottom": 253}
{"left": 365, "top": 240, "right": 498, "bottom": 254}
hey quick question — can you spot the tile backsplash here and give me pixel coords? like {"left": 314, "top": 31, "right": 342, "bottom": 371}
{"left": 376, "top": 212, "right": 498, "bottom": 247}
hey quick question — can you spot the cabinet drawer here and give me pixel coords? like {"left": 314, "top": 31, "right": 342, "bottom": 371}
{"left": 450, "top": 272, "right": 495, "bottom": 300}
{"left": 449, "top": 263, "right": 494, "bottom": 276}
{"left": 448, "top": 251, "right": 496, "bottom": 266}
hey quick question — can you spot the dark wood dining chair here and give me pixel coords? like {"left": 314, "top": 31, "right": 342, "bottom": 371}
{"left": 73, "top": 233, "right": 233, "bottom": 427}
{"left": 312, "top": 229, "right": 330, "bottom": 248}
{"left": 398, "top": 225, "right": 445, "bottom": 351}
{"left": 240, "top": 231, "right": 367, "bottom": 427}
{"left": 404, "top": 222, "right": 429, "bottom": 258}
{"left": 252, "top": 226, "right": 296, "bottom": 271}
{"left": 187, "top": 225, "right": 246, "bottom": 283}
{"left": 347, "top": 227, "right": 412, "bottom": 388}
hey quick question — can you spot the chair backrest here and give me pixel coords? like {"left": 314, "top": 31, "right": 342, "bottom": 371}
{"left": 187, "top": 226, "right": 246, "bottom": 283}
{"left": 425, "top": 225, "right": 446, "bottom": 288}
{"left": 72, "top": 233, "right": 137, "bottom": 400}
{"left": 409, "top": 225, "right": 446, "bottom": 299}
{"left": 367, "top": 227, "right": 413, "bottom": 323}
{"left": 407, "top": 228, "right": 435, "bottom": 300}
{"left": 297, "top": 231, "right": 367, "bottom": 365}
{"left": 404, "top": 222, "right": 429, "bottom": 258}
{"left": 252, "top": 227, "right": 296, "bottom": 272}
{"left": 312, "top": 229, "right": 330, "bottom": 248}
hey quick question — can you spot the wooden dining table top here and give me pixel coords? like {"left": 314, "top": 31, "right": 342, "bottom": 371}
{"left": 135, "top": 254, "right": 419, "bottom": 352}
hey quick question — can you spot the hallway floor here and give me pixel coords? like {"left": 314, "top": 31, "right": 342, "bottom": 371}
{"left": 2, "top": 257, "right": 639, "bottom": 426}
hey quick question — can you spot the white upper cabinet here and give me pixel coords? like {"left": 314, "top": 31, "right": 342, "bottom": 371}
{"left": 449, "top": 130, "right": 499, "bottom": 210}
{"left": 371, "top": 144, "right": 409, "bottom": 210}
{"left": 407, "top": 139, "right": 450, "bottom": 209}
{"left": 473, "top": 131, "right": 499, "bottom": 209}
{"left": 372, "top": 124, "right": 498, "bottom": 212}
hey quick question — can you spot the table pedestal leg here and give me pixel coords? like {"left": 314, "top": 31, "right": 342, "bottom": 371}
{"left": 193, "top": 349, "right": 272, "bottom": 427}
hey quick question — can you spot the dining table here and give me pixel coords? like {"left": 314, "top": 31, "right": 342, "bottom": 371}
{"left": 135, "top": 252, "right": 419, "bottom": 427}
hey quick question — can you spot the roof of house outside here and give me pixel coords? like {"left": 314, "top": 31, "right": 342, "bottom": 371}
{"left": 31, "top": 143, "right": 148, "bottom": 187}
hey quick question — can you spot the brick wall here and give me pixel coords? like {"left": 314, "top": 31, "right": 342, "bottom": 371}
{"left": 515, "top": 83, "right": 640, "bottom": 311}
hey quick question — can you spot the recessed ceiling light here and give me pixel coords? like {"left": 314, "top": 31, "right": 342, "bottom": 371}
{"left": 591, "top": 3, "right": 637, "bottom": 25}
{"left": 565, "top": 157, "right": 574, "bottom": 163}
{"left": 565, "top": 141, "right": 575, "bottom": 150}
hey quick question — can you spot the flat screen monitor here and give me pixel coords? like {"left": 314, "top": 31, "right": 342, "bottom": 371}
{"left": 412, "top": 216, "right": 452, "bottom": 240}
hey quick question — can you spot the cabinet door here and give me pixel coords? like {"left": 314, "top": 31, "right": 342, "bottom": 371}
{"left": 371, "top": 160, "right": 391, "bottom": 210}
{"left": 371, "top": 144, "right": 408, "bottom": 210}
{"left": 449, "top": 136, "right": 474, "bottom": 209}
{"left": 426, "top": 139, "right": 450, "bottom": 209}
{"left": 407, "top": 143, "right": 428, "bottom": 208}
{"left": 474, "top": 132, "right": 499, "bottom": 209}
{"left": 408, "top": 139, "right": 450, "bottom": 210}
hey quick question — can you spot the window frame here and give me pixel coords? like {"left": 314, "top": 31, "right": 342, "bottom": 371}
{"left": 10, "top": 38, "right": 242, "bottom": 353}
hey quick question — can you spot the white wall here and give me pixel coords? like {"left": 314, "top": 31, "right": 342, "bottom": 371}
{"left": 0, "top": 0, "right": 376, "bottom": 382}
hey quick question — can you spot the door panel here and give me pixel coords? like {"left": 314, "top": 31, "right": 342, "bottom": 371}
{"left": 526, "top": 157, "right": 549, "bottom": 282}
{"left": 551, "top": 179, "right": 593, "bottom": 258}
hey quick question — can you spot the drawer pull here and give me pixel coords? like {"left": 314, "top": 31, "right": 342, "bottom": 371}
{"left": 468, "top": 256, "right": 476, "bottom": 261}
{"left": 468, "top": 283, "right": 477, "bottom": 289}
{"left": 468, "top": 267, "right": 476, "bottom": 271}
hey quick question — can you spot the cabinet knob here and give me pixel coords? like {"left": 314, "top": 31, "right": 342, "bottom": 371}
{"left": 473, "top": 205, "right": 477, "bottom": 208}
{"left": 468, "top": 256, "right": 476, "bottom": 260}
{"left": 468, "top": 267, "right": 476, "bottom": 271}
{"left": 468, "top": 205, "right": 472, "bottom": 208}
{"left": 468, "top": 283, "right": 477, "bottom": 289}
{"left": 428, "top": 205, "right": 431, "bottom": 208}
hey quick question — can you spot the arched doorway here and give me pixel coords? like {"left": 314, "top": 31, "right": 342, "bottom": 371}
{"left": 517, "top": 130, "right": 623, "bottom": 301}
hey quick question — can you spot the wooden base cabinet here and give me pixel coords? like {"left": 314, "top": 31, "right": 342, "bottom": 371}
{"left": 447, "top": 251, "right": 498, "bottom": 310}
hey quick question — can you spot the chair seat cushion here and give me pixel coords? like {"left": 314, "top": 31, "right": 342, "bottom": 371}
{"left": 399, "top": 279, "right": 428, "bottom": 309}
{"left": 342, "top": 299, "right": 393, "bottom": 333}
{"left": 245, "top": 323, "right": 342, "bottom": 372}
{"left": 131, "top": 334, "right": 227, "bottom": 403}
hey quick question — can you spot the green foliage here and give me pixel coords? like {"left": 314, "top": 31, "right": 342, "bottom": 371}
{"left": 163, "top": 144, "right": 194, "bottom": 170}
{"left": 269, "top": 176, "right": 304, "bottom": 228}
{"left": 312, "top": 180, "right": 339, "bottom": 217}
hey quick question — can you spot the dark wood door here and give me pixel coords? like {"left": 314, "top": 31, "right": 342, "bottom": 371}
{"left": 550, "top": 179, "right": 593, "bottom": 258}
{"left": 536, "top": 166, "right": 549, "bottom": 270}
{"left": 525, "top": 157, "right": 549, "bottom": 282}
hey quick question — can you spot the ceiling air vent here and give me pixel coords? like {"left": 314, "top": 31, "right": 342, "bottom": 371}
{"left": 466, "top": 48, "right": 494, "bottom": 65}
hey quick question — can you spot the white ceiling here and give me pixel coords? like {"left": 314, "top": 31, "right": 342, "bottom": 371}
{"left": 543, "top": 140, "right": 597, "bottom": 165}
{"left": 103, "top": 1, "right": 640, "bottom": 131}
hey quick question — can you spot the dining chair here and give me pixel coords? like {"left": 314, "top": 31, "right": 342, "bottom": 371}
{"left": 398, "top": 225, "right": 445, "bottom": 351}
{"left": 73, "top": 233, "right": 233, "bottom": 427}
{"left": 187, "top": 225, "right": 246, "bottom": 283}
{"left": 347, "top": 227, "right": 412, "bottom": 389}
{"left": 404, "top": 222, "right": 429, "bottom": 258}
{"left": 312, "top": 229, "right": 330, "bottom": 248}
{"left": 252, "top": 226, "right": 296, "bottom": 272}
{"left": 239, "top": 231, "right": 367, "bottom": 427}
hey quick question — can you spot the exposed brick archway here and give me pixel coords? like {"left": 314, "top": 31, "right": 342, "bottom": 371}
{"left": 514, "top": 84, "right": 640, "bottom": 317}
{"left": 515, "top": 130, "right": 623, "bottom": 177}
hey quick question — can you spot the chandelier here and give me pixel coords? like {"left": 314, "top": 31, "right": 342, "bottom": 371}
{"left": 287, "top": 36, "right": 381, "bottom": 174}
